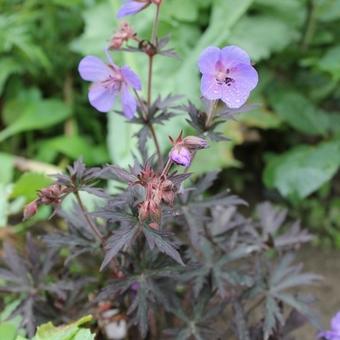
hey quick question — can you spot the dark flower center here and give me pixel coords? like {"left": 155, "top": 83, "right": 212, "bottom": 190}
{"left": 224, "top": 77, "right": 234, "bottom": 86}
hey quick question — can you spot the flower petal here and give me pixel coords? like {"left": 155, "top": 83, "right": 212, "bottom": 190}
{"left": 88, "top": 82, "right": 115, "bottom": 112}
{"left": 121, "top": 65, "right": 142, "bottom": 90}
{"left": 198, "top": 46, "right": 221, "bottom": 75}
{"left": 318, "top": 330, "right": 340, "bottom": 340}
{"left": 117, "top": 0, "right": 147, "bottom": 18}
{"left": 221, "top": 45, "right": 251, "bottom": 69}
{"left": 78, "top": 56, "right": 111, "bottom": 82}
{"left": 331, "top": 312, "right": 340, "bottom": 333}
{"left": 200, "top": 74, "right": 222, "bottom": 100}
{"left": 231, "top": 63, "right": 259, "bottom": 91}
{"left": 121, "top": 85, "right": 137, "bottom": 119}
{"left": 220, "top": 63, "right": 258, "bottom": 108}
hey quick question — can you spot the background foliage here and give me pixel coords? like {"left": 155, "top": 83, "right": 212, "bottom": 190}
{"left": 0, "top": 2, "right": 339, "bottom": 238}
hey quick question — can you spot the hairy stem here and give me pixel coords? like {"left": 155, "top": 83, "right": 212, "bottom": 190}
{"left": 302, "top": 0, "right": 316, "bottom": 51}
{"left": 74, "top": 190, "right": 104, "bottom": 243}
{"left": 160, "top": 158, "right": 173, "bottom": 177}
{"left": 147, "top": 55, "right": 154, "bottom": 109}
{"left": 205, "top": 100, "right": 218, "bottom": 128}
{"left": 151, "top": 4, "right": 161, "bottom": 45}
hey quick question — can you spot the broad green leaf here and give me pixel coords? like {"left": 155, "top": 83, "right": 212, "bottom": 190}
{"left": 0, "top": 153, "right": 14, "bottom": 184}
{"left": 0, "top": 184, "right": 13, "bottom": 227}
{"left": 37, "top": 135, "right": 109, "bottom": 165}
{"left": 107, "top": 112, "right": 140, "bottom": 167}
{"left": 229, "top": 15, "right": 300, "bottom": 61}
{"left": 0, "top": 322, "right": 17, "bottom": 340}
{"left": 0, "top": 58, "right": 22, "bottom": 95}
{"left": 269, "top": 91, "right": 330, "bottom": 136}
{"left": 191, "top": 120, "right": 244, "bottom": 173}
{"left": 318, "top": 45, "right": 340, "bottom": 79}
{"left": 0, "top": 90, "right": 71, "bottom": 142}
{"left": 34, "top": 315, "right": 94, "bottom": 340}
{"left": 315, "top": 0, "right": 340, "bottom": 22}
{"left": 11, "top": 172, "right": 53, "bottom": 202}
{"left": 264, "top": 140, "right": 340, "bottom": 200}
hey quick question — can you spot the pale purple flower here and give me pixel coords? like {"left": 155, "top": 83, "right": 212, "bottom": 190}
{"left": 170, "top": 146, "right": 191, "bottom": 167}
{"left": 78, "top": 55, "right": 141, "bottom": 119}
{"left": 117, "top": 0, "right": 148, "bottom": 18}
{"left": 318, "top": 312, "right": 340, "bottom": 340}
{"left": 198, "top": 45, "right": 258, "bottom": 109}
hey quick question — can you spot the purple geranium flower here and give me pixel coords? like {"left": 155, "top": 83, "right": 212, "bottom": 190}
{"left": 78, "top": 55, "right": 141, "bottom": 119}
{"left": 170, "top": 146, "right": 191, "bottom": 167}
{"left": 117, "top": 0, "right": 149, "bottom": 18}
{"left": 319, "top": 312, "right": 340, "bottom": 340}
{"left": 198, "top": 45, "right": 258, "bottom": 109}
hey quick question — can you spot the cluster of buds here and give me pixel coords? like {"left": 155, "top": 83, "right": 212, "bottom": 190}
{"left": 108, "top": 22, "right": 138, "bottom": 50}
{"left": 136, "top": 133, "right": 207, "bottom": 228}
{"left": 136, "top": 164, "right": 177, "bottom": 229}
{"left": 169, "top": 132, "right": 208, "bottom": 167}
{"left": 23, "top": 184, "right": 66, "bottom": 220}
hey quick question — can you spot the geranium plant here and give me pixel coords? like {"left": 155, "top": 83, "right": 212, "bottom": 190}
{"left": 1, "top": 1, "right": 323, "bottom": 339}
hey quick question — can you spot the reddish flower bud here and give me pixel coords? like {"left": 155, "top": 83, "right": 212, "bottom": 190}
{"left": 109, "top": 22, "right": 136, "bottom": 50}
{"left": 23, "top": 200, "right": 38, "bottom": 220}
{"left": 182, "top": 136, "right": 208, "bottom": 150}
{"left": 159, "top": 179, "right": 176, "bottom": 205}
{"left": 151, "top": 0, "right": 162, "bottom": 4}
{"left": 138, "top": 200, "right": 161, "bottom": 224}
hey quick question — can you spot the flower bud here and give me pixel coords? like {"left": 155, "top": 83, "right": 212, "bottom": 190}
{"left": 109, "top": 22, "right": 136, "bottom": 50}
{"left": 23, "top": 200, "right": 38, "bottom": 220}
{"left": 169, "top": 146, "right": 191, "bottom": 167}
{"left": 182, "top": 136, "right": 208, "bottom": 150}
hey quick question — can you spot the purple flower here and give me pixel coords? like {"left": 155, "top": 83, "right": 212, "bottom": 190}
{"left": 78, "top": 55, "right": 141, "bottom": 119}
{"left": 319, "top": 312, "right": 340, "bottom": 340}
{"left": 170, "top": 146, "right": 191, "bottom": 167}
{"left": 117, "top": 0, "right": 149, "bottom": 18}
{"left": 198, "top": 45, "right": 258, "bottom": 109}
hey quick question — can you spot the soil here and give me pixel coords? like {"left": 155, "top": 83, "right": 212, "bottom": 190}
{"left": 293, "top": 246, "right": 340, "bottom": 339}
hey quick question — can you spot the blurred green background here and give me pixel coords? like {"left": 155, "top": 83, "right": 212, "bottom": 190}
{"left": 0, "top": 0, "right": 339, "bottom": 245}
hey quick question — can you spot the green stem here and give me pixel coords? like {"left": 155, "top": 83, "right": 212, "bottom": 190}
{"left": 205, "top": 100, "right": 218, "bottom": 128}
{"left": 302, "top": 0, "right": 316, "bottom": 51}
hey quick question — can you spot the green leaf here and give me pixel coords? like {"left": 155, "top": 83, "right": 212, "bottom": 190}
{"left": 318, "top": 45, "right": 340, "bottom": 79}
{"left": 0, "top": 58, "right": 22, "bottom": 95}
{"left": 229, "top": 15, "right": 299, "bottom": 61}
{"left": 269, "top": 91, "right": 330, "bottom": 136}
{"left": 107, "top": 112, "right": 140, "bottom": 167}
{"left": 264, "top": 140, "right": 340, "bottom": 200}
{"left": 34, "top": 315, "right": 94, "bottom": 340}
{"left": 0, "top": 89, "right": 71, "bottom": 142}
{"left": 0, "top": 153, "right": 14, "bottom": 184}
{"left": 11, "top": 172, "right": 53, "bottom": 202}
{"left": 37, "top": 135, "right": 109, "bottom": 165}
{"left": 0, "top": 322, "right": 17, "bottom": 340}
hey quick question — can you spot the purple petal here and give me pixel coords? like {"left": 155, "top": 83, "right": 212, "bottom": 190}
{"left": 331, "top": 313, "right": 340, "bottom": 333}
{"left": 198, "top": 46, "right": 221, "bottom": 75}
{"left": 78, "top": 56, "right": 111, "bottom": 82}
{"left": 121, "top": 85, "right": 137, "bottom": 119}
{"left": 221, "top": 45, "right": 251, "bottom": 69}
{"left": 88, "top": 82, "right": 115, "bottom": 112}
{"left": 220, "top": 64, "right": 258, "bottom": 108}
{"left": 200, "top": 74, "right": 222, "bottom": 100}
{"left": 231, "top": 63, "right": 258, "bottom": 91}
{"left": 117, "top": 0, "right": 146, "bottom": 18}
{"left": 318, "top": 331, "right": 340, "bottom": 340}
{"left": 121, "top": 66, "right": 142, "bottom": 90}
{"left": 170, "top": 147, "right": 191, "bottom": 167}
